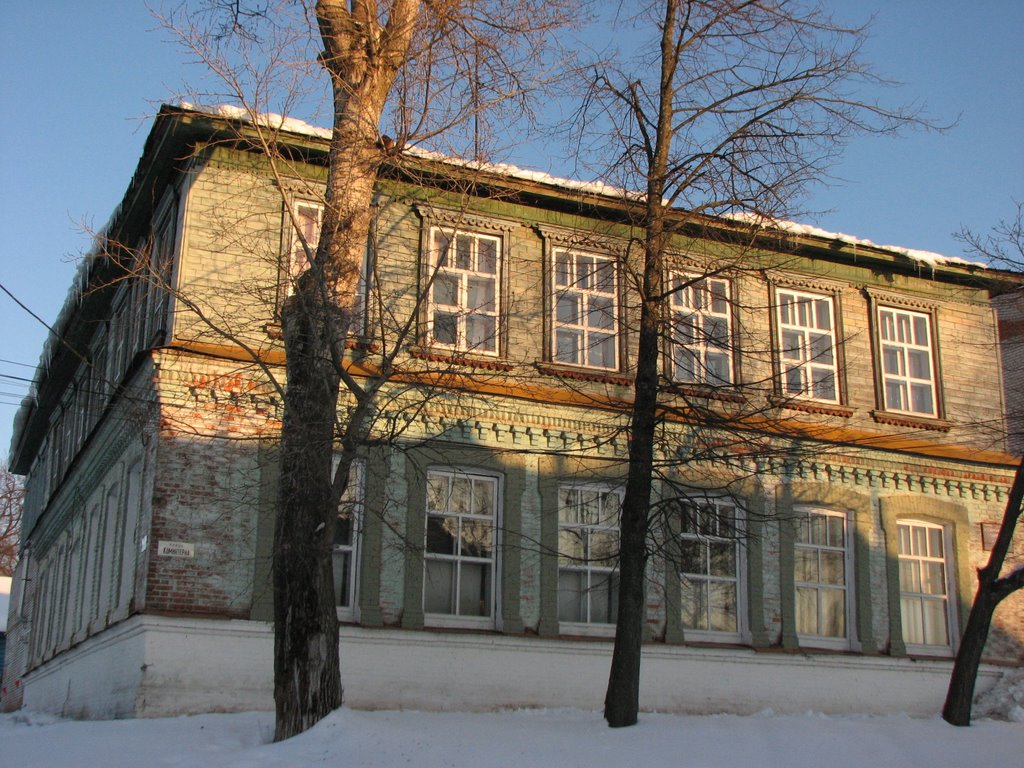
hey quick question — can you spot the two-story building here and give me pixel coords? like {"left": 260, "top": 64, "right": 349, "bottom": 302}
{"left": 2, "top": 104, "right": 1021, "bottom": 719}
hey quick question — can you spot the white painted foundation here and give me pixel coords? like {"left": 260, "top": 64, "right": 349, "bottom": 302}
{"left": 20, "top": 616, "right": 1004, "bottom": 719}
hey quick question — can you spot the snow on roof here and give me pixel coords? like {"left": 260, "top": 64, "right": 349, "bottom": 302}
{"left": 726, "top": 212, "right": 987, "bottom": 269}
{"left": 181, "top": 102, "right": 987, "bottom": 271}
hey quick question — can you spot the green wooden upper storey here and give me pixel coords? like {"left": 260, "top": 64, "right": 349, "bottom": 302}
{"left": 10, "top": 104, "right": 1022, "bottom": 480}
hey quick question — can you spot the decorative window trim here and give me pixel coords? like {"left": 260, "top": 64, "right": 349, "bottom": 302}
{"left": 556, "top": 482, "right": 622, "bottom": 636}
{"left": 768, "top": 395, "right": 854, "bottom": 418}
{"left": 408, "top": 347, "right": 516, "bottom": 372}
{"left": 771, "top": 286, "right": 844, "bottom": 405}
{"left": 870, "top": 410, "right": 951, "bottom": 432}
{"left": 414, "top": 203, "right": 519, "bottom": 236}
{"left": 862, "top": 286, "right": 942, "bottom": 313}
{"left": 533, "top": 362, "right": 633, "bottom": 387}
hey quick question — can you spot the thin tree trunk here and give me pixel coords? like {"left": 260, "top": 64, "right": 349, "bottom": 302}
{"left": 603, "top": 0, "right": 678, "bottom": 728}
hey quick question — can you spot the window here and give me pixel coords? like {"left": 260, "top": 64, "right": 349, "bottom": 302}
{"left": 776, "top": 289, "right": 839, "bottom": 402}
{"left": 333, "top": 460, "right": 363, "bottom": 620}
{"left": 287, "top": 201, "right": 323, "bottom": 284}
{"left": 898, "top": 520, "right": 953, "bottom": 649}
{"left": 557, "top": 485, "right": 621, "bottom": 626}
{"left": 679, "top": 499, "right": 742, "bottom": 637}
{"left": 552, "top": 249, "right": 618, "bottom": 369}
{"left": 424, "top": 469, "right": 498, "bottom": 622}
{"left": 428, "top": 228, "right": 501, "bottom": 354}
{"left": 878, "top": 308, "right": 937, "bottom": 416}
{"left": 794, "top": 508, "right": 850, "bottom": 644}
{"left": 670, "top": 273, "right": 733, "bottom": 384}
{"left": 283, "top": 200, "right": 365, "bottom": 331}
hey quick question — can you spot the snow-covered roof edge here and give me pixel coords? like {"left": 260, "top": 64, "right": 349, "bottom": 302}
{"left": 183, "top": 103, "right": 991, "bottom": 271}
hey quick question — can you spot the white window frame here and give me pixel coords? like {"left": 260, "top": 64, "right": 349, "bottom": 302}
{"left": 678, "top": 498, "right": 746, "bottom": 641}
{"left": 794, "top": 507, "right": 853, "bottom": 649}
{"left": 878, "top": 307, "right": 938, "bottom": 417}
{"left": 423, "top": 468, "right": 500, "bottom": 628}
{"left": 332, "top": 458, "right": 364, "bottom": 622}
{"left": 286, "top": 200, "right": 324, "bottom": 289}
{"left": 427, "top": 227, "right": 501, "bottom": 355}
{"left": 670, "top": 272, "right": 734, "bottom": 385}
{"left": 283, "top": 199, "right": 366, "bottom": 333}
{"left": 557, "top": 483, "right": 622, "bottom": 635}
{"left": 551, "top": 249, "right": 619, "bottom": 370}
{"left": 897, "top": 519, "right": 955, "bottom": 654}
{"left": 776, "top": 289, "right": 840, "bottom": 403}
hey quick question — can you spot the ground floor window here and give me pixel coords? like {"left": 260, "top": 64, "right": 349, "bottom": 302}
{"left": 794, "top": 508, "right": 850, "bottom": 646}
{"left": 898, "top": 519, "right": 953, "bottom": 649}
{"left": 557, "top": 484, "right": 621, "bottom": 627}
{"left": 679, "top": 499, "right": 742, "bottom": 638}
{"left": 333, "top": 460, "right": 363, "bottom": 620}
{"left": 424, "top": 469, "right": 498, "bottom": 622}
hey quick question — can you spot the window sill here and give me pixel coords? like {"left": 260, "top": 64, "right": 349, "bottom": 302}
{"left": 423, "top": 614, "right": 496, "bottom": 631}
{"left": 670, "top": 382, "right": 746, "bottom": 404}
{"left": 769, "top": 395, "right": 854, "bottom": 418}
{"left": 904, "top": 644, "right": 954, "bottom": 659}
{"left": 408, "top": 346, "right": 514, "bottom": 371}
{"left": 558, "top": 622, "right": 617, "bottom": 639}
{"left": 264, "top": 323, "right": 377, "bottom": 352}
{"left": 870, "top": 410, "right": 952, "bottom": 432}
{"left": 535, "top": 362, "right": 632, "bottom": 387}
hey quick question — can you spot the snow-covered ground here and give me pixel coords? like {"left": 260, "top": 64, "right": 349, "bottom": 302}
{"left": 4, "top": 687, "right": 1022, "bottom": 768}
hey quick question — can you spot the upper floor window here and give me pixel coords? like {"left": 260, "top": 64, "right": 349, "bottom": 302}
{"left": 776, "top": 289, "right": 839, "bottom": 403}
{"left": 552, "top": 249, "right": 618, "bottom": 370}
{"left": 678, "top": 498, "right": 743, "bottom": 638}
{"left": 878, "top": 307, "right": 937, "bottom": 417}
{"left": 287, "top": 201, "right": 323, "bottom": 284}
{"left": 794, "top": 508, "right": 850, "bottom": 646}
{"left": 428, "top": 228, "right": 501, "bottom": 355}
{"left": 283, "top": 200, "right": 365, "bottom": 332}
{"left": 670, "top": 273, "right": 733, "bottom": 385}
{"left": 897, "top": 520, "right": 953, "bottom": 650}
{"left": 424, "top": 469, "right": 499, "bottom": 624}
{"left": 557, "top": 484, "right": 621, "bottom": 627}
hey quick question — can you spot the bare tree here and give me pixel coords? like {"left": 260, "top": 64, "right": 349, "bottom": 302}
{"left": 0, "top": 465, "right": 23, "bottom": 577}
{"left": 941, "top": 205, "right": 1024, "bottom": 726}
{"left": 571, "top": 0, "right": 925, "bottom": 727}
{"left": 942, "top": 459, "right": 1024, "bottom": 725}
{"left": 161, "top": 0, "right": 575, "bottom": 740}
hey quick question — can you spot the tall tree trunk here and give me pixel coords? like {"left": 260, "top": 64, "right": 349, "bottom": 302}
{"left": 275, "top": 297, "right": 345, "bottom": 741}
{"left": 942, "top": 459, "right": 1024, "bottom": 726}
{"left": 272, "top": 0, "right": 422, "bottom": 741}
{"left": 603, "top": 0, "right": 679, "bottom": 728}
{"left": 603, "top": 283, "right": 660, "bottom": 727}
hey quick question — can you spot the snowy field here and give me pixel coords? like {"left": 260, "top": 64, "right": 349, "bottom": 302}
{"left": 3, "top": 704, "right": 1022, "bottom": 768}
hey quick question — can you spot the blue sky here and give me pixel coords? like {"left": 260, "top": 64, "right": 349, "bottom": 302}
{"left": 1, "top": 1, "right": 1021, "bottom": 459}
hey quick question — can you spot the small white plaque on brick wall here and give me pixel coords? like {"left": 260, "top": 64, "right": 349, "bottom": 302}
{"left": 158, "top": 540, "right": 196, "bottom": 558}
